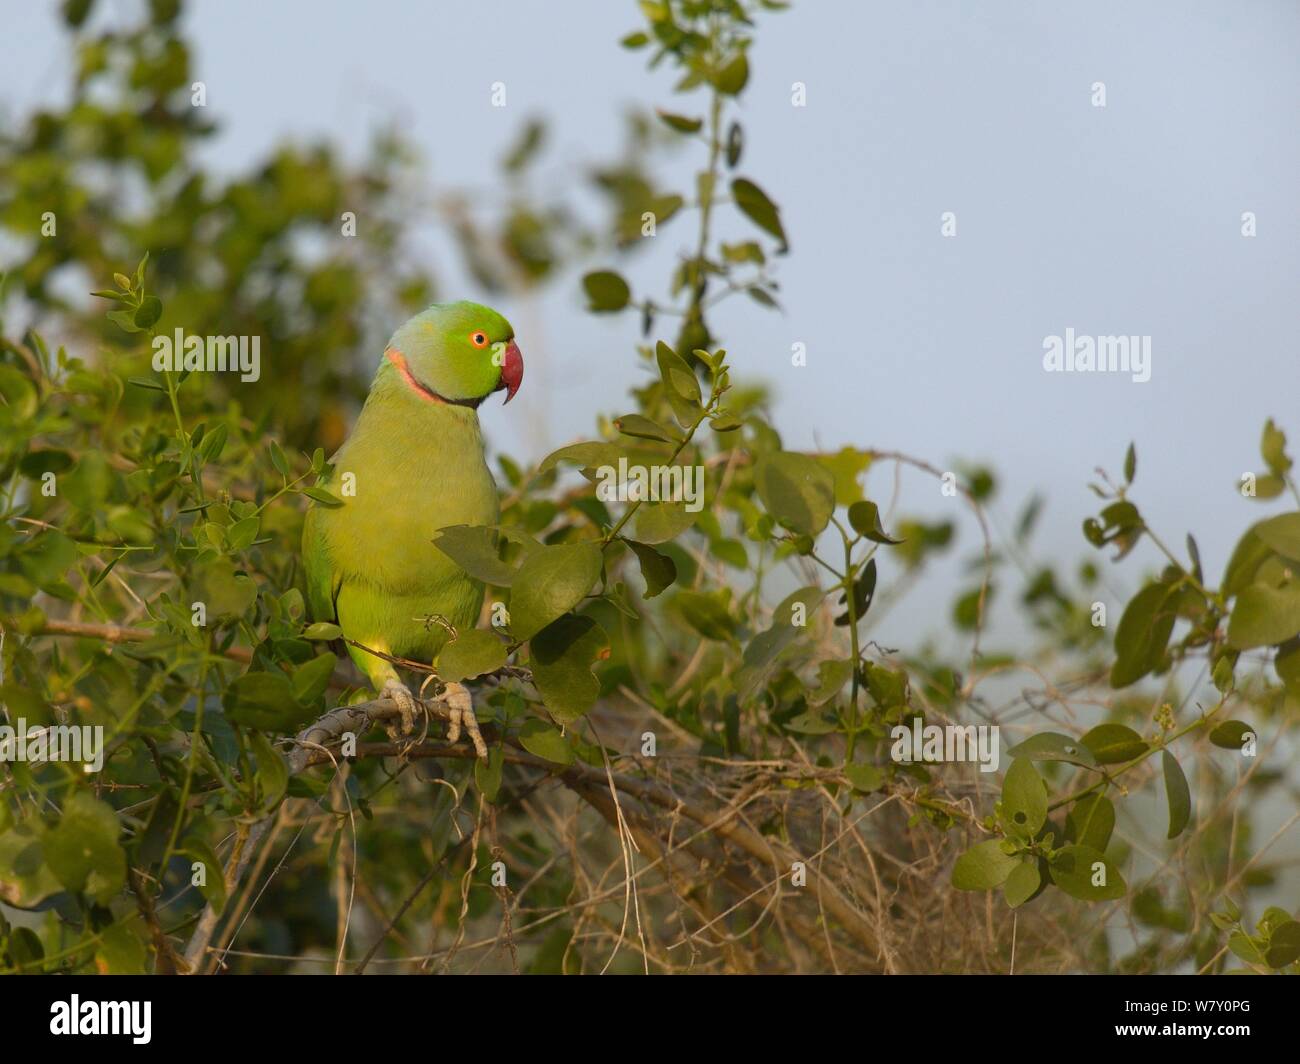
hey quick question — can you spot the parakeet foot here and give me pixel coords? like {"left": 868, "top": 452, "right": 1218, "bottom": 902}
{"left": 380, "top": 678, "right": 421, "bottom": 739}
{"left": 441, "top": 681, "right": 488, "bottom": 760}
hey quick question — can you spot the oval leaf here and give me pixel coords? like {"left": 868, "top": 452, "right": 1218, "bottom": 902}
{"left": 1065, "top": 793, "right": 1115, "bottom": 853}
{"left": 1006, "top": 731, "right": 1098, "bottom": 769}
{"left": 1080, "top": 723, "right": 1148, "bottom": 765}
{"left": 509, "top": 542, "right": 603, "bottom": 642}
{"left": 1049, "top": 844, "right": 1127, "bottom": 901}
{"left": 755, "top": 451, "right": 835, "bottom": 537}
{"left": 582, "top": 270, "right": 630, "bottom": 312}
{"left": 530, "top": 615, "right": 608, "bottom": 724}
{"left": 1003, "top": 857, "right": 1042, "bottom": 909}
{"left": 1161, "top": 749, "right": 1191, "bottom": 839}
{"left": 439, "top": 629, "right": 507, "bottom": 683}
{"left": 952, "top": 839, "right": 1019, "bottom": 891}
{"left": 1000, "top": 758, "right": 1047, "bottom": 837}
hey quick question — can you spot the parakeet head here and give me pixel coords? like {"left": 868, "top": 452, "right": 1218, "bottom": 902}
{"left": 382, "top": 301, "right": 523, "bottom": 408}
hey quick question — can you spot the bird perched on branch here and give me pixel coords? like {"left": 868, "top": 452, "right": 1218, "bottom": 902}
{"left": 302, "top": 302, "right": 523, "bottom": 758}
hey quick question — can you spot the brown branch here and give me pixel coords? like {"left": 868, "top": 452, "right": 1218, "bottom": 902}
{"left": 316, "top": 739, "right": 888, "bottom": 964}
{"left": 179, "top": 690, "right": 469, "bottom": 972}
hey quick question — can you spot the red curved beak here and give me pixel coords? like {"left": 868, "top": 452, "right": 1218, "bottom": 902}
{"left": 498, "top": 339, "right": 523, "bottom": 404}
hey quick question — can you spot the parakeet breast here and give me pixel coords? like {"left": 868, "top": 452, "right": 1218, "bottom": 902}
{"left": 309, "top": 395, "right": 499, "bottom": 660}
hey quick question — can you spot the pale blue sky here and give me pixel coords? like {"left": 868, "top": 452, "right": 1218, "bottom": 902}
{"left": 5, "top": 0, "right": 1299, "bottom": 645}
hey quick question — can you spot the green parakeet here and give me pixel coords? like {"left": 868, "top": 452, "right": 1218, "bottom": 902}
{"left": 302, "top": 302, "right": 523, "bottom": 756}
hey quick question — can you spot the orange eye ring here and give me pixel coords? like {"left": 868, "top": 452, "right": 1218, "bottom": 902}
{"left": 470, "top": 330, "right": 489, "bottom": 348}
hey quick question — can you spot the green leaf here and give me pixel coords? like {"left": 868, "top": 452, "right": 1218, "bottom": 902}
{"left": 19, "top": 449, "right": 75, "bottom": 478}
{"left": 17, "top": 530, "right": 79, "bottom": 588}
{"left": 1264, "top": 921, "right": 1300, "bottom": 968}
{"left": 785, "top": 709, "right": 839, "bottom": 734}
{"left": 530, "top": 615, "right": 608, "bottom": 724}
{"left": 133, "top": 295, "right": 162, "bottom": 329}
{"left": 127, "top": 375, "right": 166, "bottom": 393}
{"left": 291, "top": 652, "right": 336, "bottom": 705}
{"left": 951, "top": 839, "right": 1019, "bottom": 891}
{"left": 509, "top": 542, "right": 603, "bottom": 641}
{"left": 614, "top": 413, "right": 676, "bottom": 443}
{"left": 475, "top": 747, "right": 504, "bottom": 802}
{"left": 223, "top": 672, "right": 302, "bottom": 732}
{"left": 249, "top": 731, "right": 288, "bottom": 814}
{"left": 502, "top": 118, "right": 545, "bottom": 171}
{"left": 1278, "top": 641, "right": 1300, "bottom": 696}
{"left": 1161, "top": 750, "right": 1191, "bottom": 839}
{"left": 655, "top": 341, "right": 701, "bottom": 403}
{"left": 1208, "top": 720, "right": 1254, "bottom": 751}
{"left": 0, "top": 822, "right": 63, "bottom": 908}
{"left": 1250, "top": 473, "right": 1287, "bottom": 499}
{"left": 226, "top": 516, "right": 260, "bottom": 552}
{"left": 847, "top": 499, "right": 902, "bottom": 544}
{"left": 303, "top": 622, "right": 343, "bottom": 641}
{"left": 951, "top": 586, "right": 988, "bottom": 631}
{"left": 439, "top": 629, "right": 507, "bottom": 683}
{"left": 537, "top": 441, "right": 624, "bottom": 475}
{"left": 95, "top": 924, "right": 147, "bottom": 974}
{"left": 196, "top": 423, "right": 228, "bottom": 464}
{"left": 1080, "top": 723, "right": 1148, "bottom": 764}
{"left": 711, "top": 537, "right": 748, "bottom": 569}
{"left": 720, "top": 241, "right": 764, "bottom": 266}
{"left": 303, "top": 485, "right": 345, "bottom": 508}
{"left": 656, "top": 110, "right": 702, "bottom": 133}
{"left": 1003, "top": 858, "right": 1042, "bottom": 908}
{"left": 807, "top": 658, "right": 854, "bottom": 705}
{"left": 725, "top": 120, "right": 743, "bottom": 167}
{"left": 44, "top": 793, "right": 126, "bottom": 904}
{"left": 582, "top": 270, "right": 631, "bottom": 312}
{"left": 269, "top": 439, "right": 290, "bottom": 478}
{"left": 1006, "top": 731, "right": 1098, "bottom": 769}
{"left": 433, "top": 525, "right": 519, "bottom": 586}
{"left": 138, "top": 789, "right": 179, "bottom": 868}
{"left": 775, "top": 585, "right": 826, "bottom": 627}
{"left": 518, "top": 719, "right": 574, "bottom": 765}
{"left": 1000, "top": 758, "right": 1047, "bottom": 837}
{"left": 0, "top": 365, "right": 38, "bottom": 420}
{"left": 633, "top": 501, "right": 695, "bottom": 544}
{"left": 107, "top": 309, "right": 142, "bottom": 334}
{"left": 182, "top": 835, "right": 227, "bottom": 915}
{"left": 754, "top": 451, "right": 836, "bottom": 536}
{"left": 731, "top": 177, "right": 788, "bottom": 250}
{"left": 732, "top": 588, "right": 825, "bottom": 701}
{"left": 1110, "top": 580, "right": 1180, "bottom": 687}
{"left": 844, "top": 763, "right": 884, "bottom": 793}
{"left": 625, "top": 539, "right": 677, "bottom": 598}
{"left": 1228, "top": 931, "right": 1264, "bottom": 965}
{"left": 735, "top": 623, "right": 800, "bottom": 702}
{"left": 188, "top": 557, "right": 258, "bottom": 620}
{"left": 818, "top": 447, "right": 872, "bottom": 505}
{"left": 1066, "top": 794, "right": 1115, "bottom": 853}
{"left": 675, "top": 589, "right": 735, "bottom": 642}
{"left": 714, "top": 51, "right": 749, "bottom": 94}
{"left": 1227, "top": 582, "right": 1300, "bottom": 650}
{"left": 1261, "top": 418, "right": 1292, "bottom": 477}
{"left": 1123, "top": 442, "right": 1136, "bottom": 483}
{"left": 1222, "top": 523, "right": 1276, "bottom": 595}
{"left": 1049, "top": 844, "right": 1127, "bottom": 901}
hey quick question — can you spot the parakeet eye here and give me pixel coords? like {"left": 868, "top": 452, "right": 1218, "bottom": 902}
{"left": 470, "top": 331, "right": 489, "bottom": 348}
